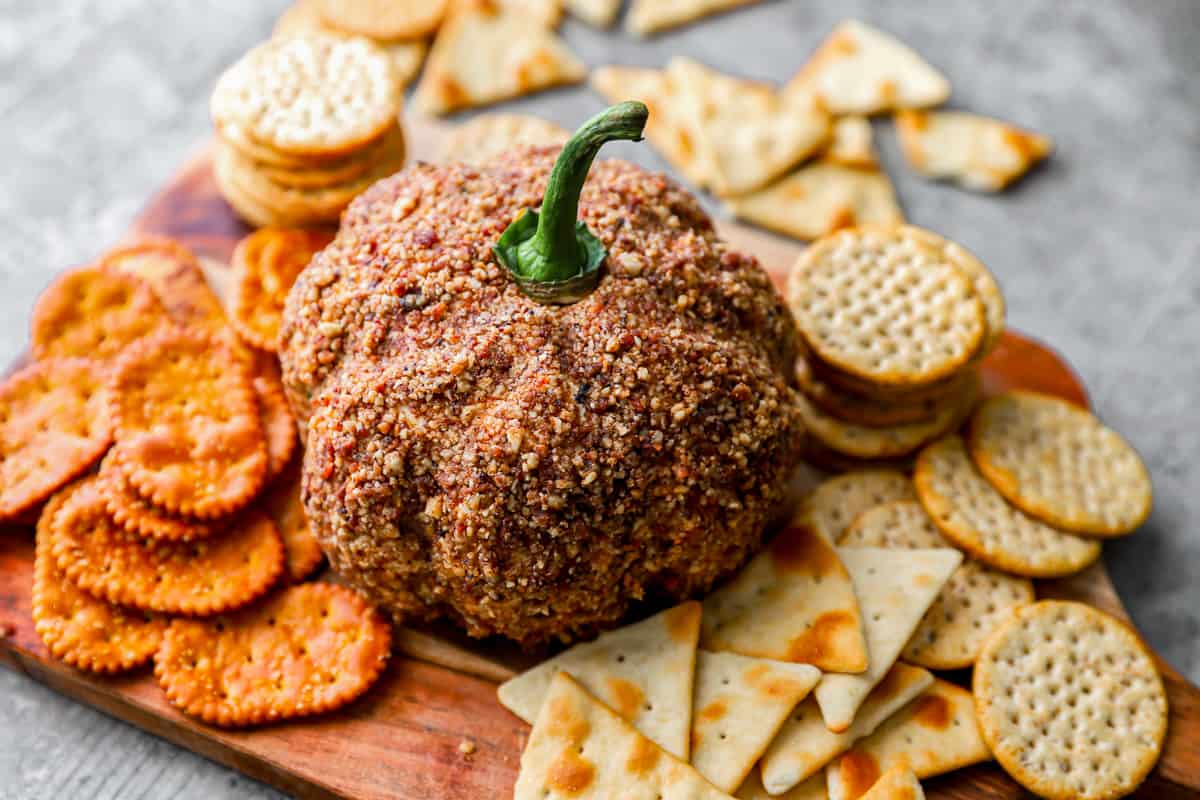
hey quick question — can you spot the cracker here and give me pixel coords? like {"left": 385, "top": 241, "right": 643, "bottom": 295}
{"left": 254, "top": 374, "right": 298, "bottom": 483}
{"left": 99, "top": 238, "right": 229, "bottom": 338}
{"left": 109, "top": 328, "right": 268, "bottom": 518}
{"left": 263, "top": 466, "right": 324, "bottom": 582}
{"left": 211, "top": 34, "right": 400, "bottom": 159}
{"left": 799, "top": 470, "right": 915, "bottom": 545}
{"left": 48, "top": 477, "right": 284, "bottom": 616}
{"left": 33, "top": 487, "right": 166, "bottom": 673}
{"left": 0, "top": 358, "right": 111, "bottom": 520}
{"left": 856, "top": 766, "right": 924, "bottom": 800}
{"left": 841, "top": 500, "right": 1033, "bottom": 670}
{"left": 822, "top": 116, "right": 878, "bottom": 169}
{"left": 786, "top": 20, "right": 950, "bottom": 114}
{"left": 797, "top": 358, "right": 971, "bottom": 428}
{"left": 499, "top": 602, "right": 701, "bottom": 759}
{"left": 156, "top": 582, "right": 391, "bottom": 727}
{"left": 31, "top": 265, "right": 171, "bottom": 363}
{"left": 736, "top": 770, "right": 825, "bottom": 800}
{"left": 626, "top": 0, "right": 761, "bottom": 35}
{"left": 760, "top": 663, "right": 933, "bottom": 795}
{"left": 99, "top": 453, "right": 215, "bottom": 542}
{"left": 690, "top": 651, "right": 821, "bottom": 793}
{"left": 724, "top": 162, "right": 903, "bottom": 242}
{"left": 701, "top": 520, "right": 868, "bottom": 673}
{"left": 815, "top": 547, "right": 961, "bottom": 733}
{"left": 565, "top": 0, "right": 621, "bottom": 28}
{"left": 913, "top": 435, "right": 1102, "bottom": 577}
{"left": 802, "top": 438, "right": 916, "bottom": 476}
{"left": 513, "top": 671, "right": 731, "bottom": 799}
{"left": 249, "top": 126, "right": 405, "bottom": 190}
{"left": 796, "top": 372, "right": 978, "bottom": 459}
{"left": 437, "top": 113, "right": 570, "bottom": 166}
{"left": 787, "top": 227, "right": 986, "bottom": 388}
{"left": 668, "top": 56, "right": 830, "bottom": 196}
{"left": 974, "top": 601, "right": 1167, "bottom": 800}
{"left": 968, "top": 390, "right": 1151, "bottom": 537}
{"left": 896, "top": 109, "right": 1052, "bottom": 192}
{"left": 413, "top": 0, "right": 586, "bottom": 115}
{"left": 316, "top": 0, "right": 448, "bottom": 39}
{"left": 232, "top": 227, "right": 334, "bottom": 353}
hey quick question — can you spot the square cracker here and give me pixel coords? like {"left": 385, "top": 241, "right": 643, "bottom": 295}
{"left": 514, "top": 671, "right": 733, "bottom": 799}
{"left": 691, "top": 651, "right": 820, "bottom": 793}
{"left": 498, "top": 602, "right": 701, "bottom": 759}
{"left": 896, "top": 110, "right": 1052, "bottom": 192}
{"left": 814, "top": 548, "right": 961, "bottom": 733}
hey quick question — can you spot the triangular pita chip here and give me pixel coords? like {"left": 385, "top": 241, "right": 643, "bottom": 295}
{"left": 856, "top": 766, "right": 924, "bottom": 800}
{"left": 565, "top": 0, "right": 621, "bottom": 27}
{"left": 760, "top": 663, "right": 933, "bottom": 794}
{"left": 691, "top": 651, "right": 821, "bottom": 793}
{"left": 787, "top": 20, "right": 950, "bottom": 114}
{"left": 667, "top": 57, "right": 830, "bottom": 196}
{"left": 895, "top": 109, "right": 1052, "bottom": 192}
{"left": 514, "top": 672, "right": 734, "bottom": 799}
{"left": 591, "top": 65, "right": 716, "bottom": 188}
{"left": 814, "top": 548, "right": 961, "bottom": 733}
{"left": 826, "top": 679, "right": 989, "bottom": 800}
{"left": 724, "top": 162, "right": 903, "bottom": 241}
{"left": 701, "top": 521, "right": 868, "bottom": 673}
{"left": 821, "top": 116, "right": 878, "bottom": 169}
{"left": 498, "top": 602, "right": 701, "bottom": 759}
{"left": 413, "top": 0, "right": 586, "bottom": 115}
{"left": 627, "top": 0, "right": 763, "bottom": 35}
{"left": 736, "top": 770, "right": 826, "bottom": 800}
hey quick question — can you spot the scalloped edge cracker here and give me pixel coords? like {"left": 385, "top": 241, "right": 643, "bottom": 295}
{"left": 896, "top": 110, "right": 1051, "bottom": 192}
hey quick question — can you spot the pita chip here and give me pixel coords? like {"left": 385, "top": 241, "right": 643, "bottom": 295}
{"left": 691, "top": 651, "right": 821, "bottom": 793}
{"left": 701, "top": 521, "right": 868, "bottom": 673}
{"left": 724, "top": 162, "right": 903, "bottom": 241}
{"left": 759, "top": 663, "right": 933, "bottom": 795}
{"left": 856, "top": 766, "right": 924, "bottom": 800}
{"left": 814, "top": 548, "right": 961, "bottom": 733}
{"left": 787, "top": 20, "right": 950, "bottom": 115}
{"left": 627, "top": 0, "right": 762, "bottom": 36}
{"left": 514, "top": 672, "right": 734, "bottom": 799}
{"left": 896, "top": 109, "right": 1052, "bottom": 192}
{"left": 498, "top": 602, "right": 701, "bottom": 759}
{"left": 565, "top": 0, "right": 621, "bottom": 27}
{"left": 821, "top": 116, "right": 878, "bottom": 169}
{"left": 826, "top": 680, "right": 989, "bottom": 800}
{"left": 736, "top": 770, "right": 826, "bottom": 800}
{"left": 413, "top": 0, "right": 586, "bottom": 115}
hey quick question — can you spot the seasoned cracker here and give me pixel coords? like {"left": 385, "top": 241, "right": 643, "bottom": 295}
{"left": 263, "top": 466, "right": 324, "bottom": 582}
{"left": 914, "top": 435, "right": 1102, "bottom": 577}
{"left": 254, "top": 374, "right": 298, "bottom": 483}
{"left": 211, "top": 34, "right": 401, "bottom": 158}
{"left": 0, "top": 358, "right": 111, "bottom": 520}
{"left": 156, "top": 582, "right": 391, "bottom": 727}
{"left": 109, "top": 328, "right": 268, "bottom": 518}
{"left": 797, "top": 357, "right": 970, "bottom": 427}
{"left": 896, "top": 109, "right": 1052, "bottom": 192}
{"left": 437, "top": 113, "right": 570, "bottom": 166}
{"left": 31, "top": 265, "right": 171, "bottom": 363}
{"left": 841, "top": 500, "right": 1033, "bottom": 670}
{"left": 33, "top": 487, "right": 166, "bottom": 673}
{"left": 969, "top": 390, "right": 1151, "bottom": 537}
{"left": 50, "top": 478, "right": 284, "bottom": 616}
{"left": 232, "top": 227, "right": 334, "bottom": 353}
{"left": 99, "top": 238, "right": 229, "bottom": 338}
{"left": 787, "top": 227, "right": 986, "bottom": 388}
{"left": 626, "top": 0, "right": 762, "bottom": 35}
{"left": 317, "top": 0, "right": 447, "bottom": 39}
{"left": 974, "top": 601, "right": 1167, "bottom": 800}
{"left": 799, "top": 470, "right": 915, "bottom": 544}
{"left": 100, "top": 454, "right": 215, "bottom": 542}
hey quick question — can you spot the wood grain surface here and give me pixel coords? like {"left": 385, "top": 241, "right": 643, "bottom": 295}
{"left": 1, "top": 116, "right": 1197, "bottom": 799}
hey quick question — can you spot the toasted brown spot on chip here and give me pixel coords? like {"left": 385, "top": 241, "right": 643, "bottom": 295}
{"left": 545, "top": 695, "right": 591, "bottom": 745}
{"left": 838, "top": 749, "right": 883, "bottom": 800}
{"left": 605, "top": 676, "right": 646, "bottom": 722}
{"left": 698, "top": 698, "right": 728, "bottom": 723}
{"left": 786, "top": 609, "right": 857, "bottom": 664}
{"left": 665, "top": 600, "right": 701, "bottom": 643}
{"left": 625, "top": 734, "right": 660, "bottom": 777}
{"left": 546, "top": 746, "right": 595, "bottom": 795}
{"left": 912, "top": 692, "right": 952, "bottom": 730}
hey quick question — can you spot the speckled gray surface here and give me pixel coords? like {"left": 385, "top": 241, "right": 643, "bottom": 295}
{"left": 2, "top": 1, "right": 1198, "bottom": 797}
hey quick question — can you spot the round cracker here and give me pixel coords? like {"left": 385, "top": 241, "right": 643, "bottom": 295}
{"left": 787, "top": 227, "right": 986, "bottom": 388}
{"left": 254, "top": 374, "right": 298, "bottom": 483}
{"left": 841, "top": 500, "right": 1034, "bottom": 669}
{"left": 49, "top": 477, "right": 284, "bottom": 616}
{"left": 210, "top": 34, "right": 401, "bottom": 159}
{"left": 914, "top": 435, "right": 1101, "bottom": 578}
{"left": 974, "top": 601, "right": 1167, "bottom": 800}
{"left": 796, "top": 357, "right": 972, "bottom": 427}
{"left": 31, "top": 265, "right": 171, "bottom": 363}
{"left": 253, "top": 125, "right": 405, "bottom": 190}
{"left": 0, "top": 358, "right": 112, "bottom": 520}
{"left": 317, "top": 0, "right": 447, "bottom": 40}
{"left": 155, "top": 582, "right": 391, "bottom": 727}
{"left": 798, "top": 469, "right": 915, "bottom": 543}
{"left": 33, "top": 486, "right": 167, "bottom": 673}
{"left": 273, "top": 2, "right": 430, "bottom": 86}
{"left": 109, "top": 328, "right": 268, "bottom": 518}
{"left": 232, "top": 227, "right": 334, "bottom": 352}
{"left": 99, "top": 453, "right": 215, "bottom": 542}
{"left": 437, "top": 113, "right": 570, "bottom": 166}
{"left": 263, "top": 466, "right": 324, "bottom": 582}
{"left": 968, "top": 390, "right": 1151, "bottom": 537}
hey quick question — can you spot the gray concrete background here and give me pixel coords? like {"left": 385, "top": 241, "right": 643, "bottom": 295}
{"left": 1, "top": 1, "right": 1198, "bottom": 797}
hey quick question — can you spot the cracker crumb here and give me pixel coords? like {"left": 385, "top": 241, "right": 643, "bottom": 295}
{"left": 458, "top": 739, "right": 476, "bottom": 755}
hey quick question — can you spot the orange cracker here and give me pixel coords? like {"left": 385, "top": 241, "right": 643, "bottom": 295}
{"left": 232, "top": 227, "right": 333, "bottom": 352}
{"left": 109, "top": 328, "right": 268, "bottom": 518}
{"left": 254, "top": 373, "right": 298, "bottom": 483}
{"left": 31, "top": 265, "right": 171, "bottom": 363}
{"left": 98, "top": 453, "right": 215, "bottom": 542}
{"left": 155, "top": 582, "right": 391, "bottom": 727}
{"left": 100, "top": 238, "right": 228, "bottom": 337}
{"left": 0, "top": 358, "right": 112, "bottom": 520}
{"left": 263, "top": 466, "right": 324, "bottom": 582}
{"left": 33, "top": 486, "right": 167, "bottom": 673}
{"left": 49, "top": 477, "right": 284, "bottom": 616}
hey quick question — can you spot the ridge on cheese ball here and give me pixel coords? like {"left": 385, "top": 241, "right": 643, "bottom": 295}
{"left": 279, "top": 104, "right": 805, "bottom": 648}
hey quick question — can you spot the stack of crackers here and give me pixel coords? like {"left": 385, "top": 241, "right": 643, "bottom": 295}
{"left": 0, "top": 238, "right": 392, "bottom": 727}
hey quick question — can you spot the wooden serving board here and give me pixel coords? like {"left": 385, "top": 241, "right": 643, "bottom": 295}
{"left": 2, "top": 115, "right": 1199, "bottom": 799}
